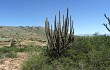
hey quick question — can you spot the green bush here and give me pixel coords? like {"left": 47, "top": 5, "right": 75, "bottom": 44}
{"left": 5, "top": 51, "right": 17, "bottom": 58}
{"left": 22, "top": 52, "right": 48, "bottom": 70}
{"left": 21, "top": 35, "right": 110, "bottom": 70}
{"left": 0, "top": 45, "right": 43, "bottom": 59}
{"left": 0, "top": 60, "right": 3, "bottom": 64}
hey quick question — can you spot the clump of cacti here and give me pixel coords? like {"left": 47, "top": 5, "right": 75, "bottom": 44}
{"left": 45, "top": 8, "right": 74, "bottom": 58}
{"left": 103, "top": 14, "right": 110, "bottom": 32}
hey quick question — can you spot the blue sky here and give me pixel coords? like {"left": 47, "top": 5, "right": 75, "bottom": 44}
{"left": 0, "top": 0, "right": 110, "bottom": 35}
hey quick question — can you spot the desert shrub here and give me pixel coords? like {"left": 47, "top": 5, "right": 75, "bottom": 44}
{"left": 22, "top": 52, "right": 48, "bottom": 70}
{"left": 5, "top": 51, "right": 17, "bottom": 58}
{"left": 21, "top": 35, "right": 110, "bottom": 70}
{"left": 10, "top": 40, "right": 17, "bottom": 47}
{"left": 0, "top": 47, "right": 13, "bottom": 53}
{"left": 71, "top": 36, "right": 110, "bottom": 70}
{"left": 0, "top": 45, "right": 43, "bottom": 59}
{"left": 0, "top": 52, "right": 4, "bottom": 58}
{"left": 22, "top": 52, "right": 73, "bottom": 70}
{"left": 0, "top": 60, "right": 3, "bottom": 64}
{"left": 21, "top": 45, "right": 44, "bottom": 52}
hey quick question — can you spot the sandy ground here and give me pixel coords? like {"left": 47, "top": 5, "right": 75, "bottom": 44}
{"left": 0, "top": 52, "right": 28, "bottom": 70}
{"left": 0, "top": 42, "right": 11, "bottom": 48}
{"left": 20, "top": 40, "right": 47, "bottom": 46}
{"left": 0, "top": 40, "right": 47, "bottom": 48}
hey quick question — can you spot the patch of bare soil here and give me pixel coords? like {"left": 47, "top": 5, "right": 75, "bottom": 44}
{"left": 0, "top": 42, "right": 11, "bottom": 48}
{"left": 21, "top": 40, "right": 47, "bottom": 46}
{"left": 0, "top": 52, "right": 28, "bottom": 70}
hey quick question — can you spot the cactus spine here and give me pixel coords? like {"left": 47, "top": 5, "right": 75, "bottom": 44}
{"left": 45, "top": 8, "right": 74, "bottom": 58}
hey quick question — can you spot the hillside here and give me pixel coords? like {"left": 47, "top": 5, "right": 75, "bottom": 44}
{"left": 0, "top": 26, "right": 47, "bottom": 70}
{"left": 0, "top": 26, "right": 46, "bottom": 41}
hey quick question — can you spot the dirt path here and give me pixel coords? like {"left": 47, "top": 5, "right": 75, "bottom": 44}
{"left": 0, "top": 52, "right": 28, "bottom": 70}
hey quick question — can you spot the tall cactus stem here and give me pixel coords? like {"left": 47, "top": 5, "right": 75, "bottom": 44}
{"left": 45, "top": 8, "right": 74, "bottom": 58}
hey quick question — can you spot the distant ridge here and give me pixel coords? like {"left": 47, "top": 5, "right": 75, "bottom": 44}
{"left": 0, "top": 26, "right": 46, "bottom": 40}
{"left": 76, "top": 34, "right": 110, "bottom": 36}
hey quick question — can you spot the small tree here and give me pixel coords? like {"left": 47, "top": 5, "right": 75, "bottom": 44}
{"left": 103, "top": 14, "right": 110, "bottom": 32}
{"left": 11, "top": 32, "right": 25, "bottom": 47}
{"left": 45, "top": 8, "right": 74, "bottom": 58}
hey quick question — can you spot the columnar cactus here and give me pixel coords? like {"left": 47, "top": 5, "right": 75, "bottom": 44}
{"left": 103, "top": 14, "right": 110, "bottom": 32}
{"left": 45, "top": 8, "right": 74, "bottom": 58}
